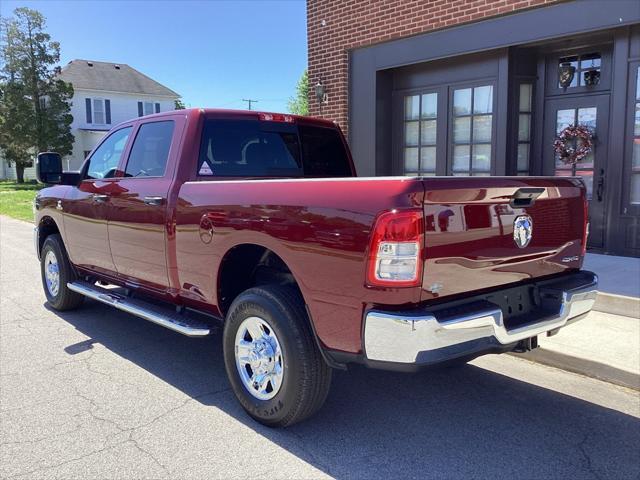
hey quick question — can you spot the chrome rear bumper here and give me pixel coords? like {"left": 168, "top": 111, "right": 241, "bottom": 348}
{"left": 364, "top": 271, "right": 598, "bottom": 364}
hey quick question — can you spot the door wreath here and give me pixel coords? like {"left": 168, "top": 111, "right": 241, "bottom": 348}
{"left": 553, "top": 124, "right": 594, "bottom": 171}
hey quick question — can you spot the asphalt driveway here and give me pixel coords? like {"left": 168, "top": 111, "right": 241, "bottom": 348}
{"left": 1, "top": 215, "right": 639, "bottom": 479}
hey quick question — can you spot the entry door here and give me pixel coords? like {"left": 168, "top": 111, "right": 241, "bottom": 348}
{"left": 543, "top": 95, "right": 609, "bottom": 249}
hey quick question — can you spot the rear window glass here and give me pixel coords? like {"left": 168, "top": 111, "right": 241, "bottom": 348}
{"left": 125, "top": 121, "right": 175, "bottom": 177}
{"left": 299, "top": 125, "right": 352, "bottom": 177}
{"left": 197, "top": 119, "right": 352, "bottom": 178}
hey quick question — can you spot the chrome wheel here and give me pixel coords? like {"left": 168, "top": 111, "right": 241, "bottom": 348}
{"left": 234, "top": 316, "right": 284, "bottom": 401}
{"left": 44, "top": 250, "right": 60, "bottom": 297}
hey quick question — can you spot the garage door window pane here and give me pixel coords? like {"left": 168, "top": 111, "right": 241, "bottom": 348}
{"left": 473, "top": 115, "right": 492, "bottom": 143}
{"left": 472, "top": 144, "right": 491, "bottom": 173}
{"left": 473, "top": 86, "right": 493, "bottom": 114}
{"left": 421, "top": 120, "right": 437, "bottom": 144}
{"left": 404, "top": 147, "right": 419, "bottom": 171}
{"left": 405, "top": 95, "right": 419, "bottom": 120}
{"left": 405, "top": 121, "right": 419, "bottom": 146}
{"left": 453, "top": 146, "right": 470, "bottom": 173}
{"left": 421, "top": 93, "right": 437, "bottom": 118}
{"left": 454, "top": 117, "right": 471, "bottom": 142}
{"left": 453, "top": 88, "right": 472, "bottom": 115}
{"left": 420, "top": 147, "right": 436, "bottom": 173}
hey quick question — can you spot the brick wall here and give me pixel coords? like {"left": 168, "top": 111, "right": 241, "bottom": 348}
{"left": 307, "top": 0, "right": 559, "bottom": 135}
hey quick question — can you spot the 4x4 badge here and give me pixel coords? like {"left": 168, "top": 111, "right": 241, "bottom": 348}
{"left": 513, "top": 215, "right": 533, "bottom": 248}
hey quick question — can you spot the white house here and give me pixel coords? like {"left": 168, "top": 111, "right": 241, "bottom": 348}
{"left": 0, "top": 59, "right": 180, "bottom": 179}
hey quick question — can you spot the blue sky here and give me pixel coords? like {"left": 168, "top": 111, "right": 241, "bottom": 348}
{"left": 0, "top": 0, "right": 308, "bottom": 112}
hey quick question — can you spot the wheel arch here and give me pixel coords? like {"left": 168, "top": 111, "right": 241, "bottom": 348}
{"left": 217, "top": 242, "right": 343, "bottom": 370}
{"left": 217, "top": 242, "right": 302, "bottom": 317}
{"left": 37, "top": 215, "right": 61, "bottom": 256}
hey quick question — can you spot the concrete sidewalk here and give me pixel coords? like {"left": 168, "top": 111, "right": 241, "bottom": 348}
{"left": 584, "top": 253, "right": 640, "bottom": 317}
{"left": 518, "top": 310, "right": 640, "bottom": 390}
{"left": 515, "top": 254, "right": 639, "bottom": 390}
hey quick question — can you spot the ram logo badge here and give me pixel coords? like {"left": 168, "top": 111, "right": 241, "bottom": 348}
{"left": 513, "top": 215, "right": 533, "bottom": 249}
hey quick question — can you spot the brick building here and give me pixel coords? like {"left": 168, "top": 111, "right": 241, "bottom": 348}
{"left": 307, "top": 0, "right": 640, "bottom": 257}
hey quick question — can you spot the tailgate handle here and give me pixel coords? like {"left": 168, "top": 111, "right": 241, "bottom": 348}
{"left": 510, "top": 188, "right": 544, "bottom": 208}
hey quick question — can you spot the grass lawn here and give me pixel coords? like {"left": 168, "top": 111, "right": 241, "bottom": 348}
{"left": 0, "top": 180, "right": 43, "bottom": 223}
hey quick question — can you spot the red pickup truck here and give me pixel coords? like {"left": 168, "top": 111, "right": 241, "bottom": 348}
{"left": 34, "top": 108, "right": 597, "bottom": 427}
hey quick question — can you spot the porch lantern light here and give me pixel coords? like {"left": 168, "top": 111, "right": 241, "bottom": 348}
{"left": 558, "top": 62, "right": 576, "bottom": 91}
{"left": 315, "top": 79, "right": 327, "bottom": 105}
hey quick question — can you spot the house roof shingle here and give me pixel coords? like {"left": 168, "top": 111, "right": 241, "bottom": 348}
{"left": 58, "top": 59, "right": 179, "bottom": 98}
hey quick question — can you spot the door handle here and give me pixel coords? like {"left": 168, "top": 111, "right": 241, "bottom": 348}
{"left": 143, "top": 196, "right": 165, "bottom": 206}
{"left": 596, "top": 169, "right": 605, "bottom": 202}
{"left": 92, "top": 194, "right": 109, "bottom": 203}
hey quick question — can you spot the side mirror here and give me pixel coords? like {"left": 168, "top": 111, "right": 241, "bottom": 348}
{"left": 36, "top": 152, "right": 63, "bottom": 184}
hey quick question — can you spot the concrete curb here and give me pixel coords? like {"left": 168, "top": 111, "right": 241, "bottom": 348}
{"left": 512, "top": 348, "right": 640, "bottom": 391}
{"left": 593, "top": 292, "right": 640, "bottom": 318}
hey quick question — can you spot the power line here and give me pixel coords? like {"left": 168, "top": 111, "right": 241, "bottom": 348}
{"left": 242, "top": 99, "right": 259, "bottom": 110}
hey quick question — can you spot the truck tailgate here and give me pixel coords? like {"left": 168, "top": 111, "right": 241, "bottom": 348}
{"left": 420, "top": 177, "right": 587, "bottom": 302}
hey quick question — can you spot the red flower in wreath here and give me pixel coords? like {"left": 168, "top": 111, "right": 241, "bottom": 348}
{"left": 553, "top": 124, "right": 594, "bottom": 165}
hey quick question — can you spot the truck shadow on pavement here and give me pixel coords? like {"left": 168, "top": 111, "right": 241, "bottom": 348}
{"left": 48, "top": 300, "right": 640, "bottom": 479}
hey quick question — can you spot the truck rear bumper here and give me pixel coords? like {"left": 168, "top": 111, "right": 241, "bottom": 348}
{"left": 363, "top": 270, "right": 597, "bottom": 367}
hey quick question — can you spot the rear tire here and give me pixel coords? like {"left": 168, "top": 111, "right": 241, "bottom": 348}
{"left": 40, "top": 234, "right": 84, "bottom": 311}
{"left": 223, "top": 285, "right": 332, "bottom": 427}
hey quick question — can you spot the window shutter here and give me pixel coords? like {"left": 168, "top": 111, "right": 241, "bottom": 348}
{"left": 105, "top": 99, "right": 111, "bottom": 124}
{"left": 138, "top": 101, "right": 143, "bottom": 117}
{"left": 85, "top": 98, "right": 92, "bottom": 123}
{"left": 155, "top": 103, "right": 160, "bottom": 113}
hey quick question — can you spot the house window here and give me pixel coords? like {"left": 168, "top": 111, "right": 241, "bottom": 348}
{"left": 143, "top": 102, "right": 154, "bottom": 115}
{"left": 631, "top": 66, "right": 640, "bottom": 205}
{"left": 85, "top": 98, "right": 111, "bottom": 125}
{"left": 451, "top": 85, "right": 493, "bottom": 176}
{"left": 517, "top": 83, "right": 533, "bottom": 175}
{"left": 558, "top": 53, "right": 601, "bottom": 89}
{"left": 138, "top": 101, "right": 161, "bottom": 117}
{"left": 402, "top": 93, "right": 437, "bottom": 176}
{"left": 93, "top": 99, "right": 105, "bottom": 124}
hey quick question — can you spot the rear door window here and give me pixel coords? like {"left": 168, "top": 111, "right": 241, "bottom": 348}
{"left": 125, "top": 121, "right": 175, "bottom": 178}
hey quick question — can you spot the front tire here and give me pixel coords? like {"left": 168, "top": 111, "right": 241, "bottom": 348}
{"left": 223, "top": 285, "right": 332, "bottom": 427}
{"left": 40, "top": 234, "right": 84, "bottom": 311}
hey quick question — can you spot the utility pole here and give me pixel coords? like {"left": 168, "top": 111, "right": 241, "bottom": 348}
{"left": 242, "top": 99, "right": 258, "bottom": 110}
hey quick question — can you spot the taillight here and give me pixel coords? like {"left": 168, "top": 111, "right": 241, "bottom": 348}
{"left": 258, "top": 112, "right": 295, "bottom": 123}
{"left": 582, "top": 194, "right": 589, "bottom": 256}
{"left": 366, "top": 209, "right": 424, "bottom": 287}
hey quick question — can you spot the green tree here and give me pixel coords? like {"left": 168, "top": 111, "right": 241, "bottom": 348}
{"left": 0, "top": 7, "right": 73, "bottom": 183}
{"left": 287, "top": 69, "right": 308, "bottom": 116}
{"left": 174, "top": 98, "right": 186, "bottom": 110}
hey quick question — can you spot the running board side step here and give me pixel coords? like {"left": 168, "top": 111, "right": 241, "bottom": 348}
{"left": 67, "top": 280, "right": 211, "bottom": 337}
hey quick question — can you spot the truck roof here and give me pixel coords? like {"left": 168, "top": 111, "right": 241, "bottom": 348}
{"left": 128, "top": 108, "right": 338, "bottom": 130}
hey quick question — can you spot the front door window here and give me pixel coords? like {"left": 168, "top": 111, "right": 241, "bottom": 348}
{"left": 554, "top": 107, "right": 597, "bottom": 198}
